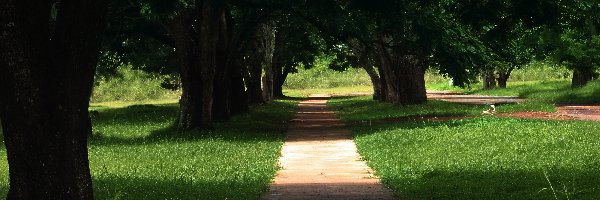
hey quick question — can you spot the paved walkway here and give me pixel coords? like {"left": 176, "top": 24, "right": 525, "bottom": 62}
{"left": 262, "top": 94, "right": 394, "bottom": 200}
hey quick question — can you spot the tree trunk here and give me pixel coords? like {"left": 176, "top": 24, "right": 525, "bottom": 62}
{"left": 173, "top": 12, "right": 204, "bottom": 130}
{"left": 496, "top": 68, "right": 513, "bottom": 89}
{"left": 572, "top": 67, "right": 595, "bottom": 88}
{"left": 271, "top": 24, "right": 286, "bottom": 99}
{"left": 246, "top": 62, "right": 264, "bottom": 104}
{"left": 228, "top": 58, "right": 249, "bottom": 115}
{"left": 197, "top": 1, "right": 226, "bottom": 128}
{"left": 0, "top": 0, "right": 108, "bottom": 198}
{"left": 246, "top": 21, "right": 276, "bottom": 104}
{"left": 212, "top": 9, "right": 230, "bottom": 121}
{"left": 375, "top": 41, "right": 427, "bottom": 105}
{"left": 260, "top": 21, "right": 276, "bottom": 102}
{"left": 483, "top": 67, "right": 497, "bottom": 89}
{"left": 375, "top": 60, "right": 388, "bottom": 102}
{"left": 362, "top": 65, "right": 382, "bottom": 101}
{"left": 272, "top": 63, "right": 286, "bottom": 98}
{"left": 175, "top": 1, "right": 226, "bottom": 129}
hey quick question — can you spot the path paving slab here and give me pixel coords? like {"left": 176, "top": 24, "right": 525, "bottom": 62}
{"left": 262, "top": 94, "right": 394, "bottom": 200}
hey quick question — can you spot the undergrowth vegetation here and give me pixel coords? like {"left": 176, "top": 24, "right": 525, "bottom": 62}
{"left": 0, "top": 99, "right": 298, "bottom": 199}
{"left": 283, "top": 57, "right": 372, "bottom": 89}
{"left": 330, "top": 96, "right": 600, "bottom": 199}
{"left": 91, "top": 66, "right": 181, "bottom": 103}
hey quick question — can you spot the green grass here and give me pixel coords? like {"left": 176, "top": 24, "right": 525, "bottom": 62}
{"left": 330, "top": 96, "right": 600, "bottom": 199}
{"left": 0, "top": 99, "right": 298, "bottom": 199}
{"left": 283, "top": 86, "right": 373, "bottom": 98}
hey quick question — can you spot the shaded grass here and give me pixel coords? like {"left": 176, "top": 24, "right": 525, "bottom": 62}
{"left": 0, "top": 99, "right": 298, "bottom": 199}
{"left": 331, "top": 96, "right": 600, "bottom": 199}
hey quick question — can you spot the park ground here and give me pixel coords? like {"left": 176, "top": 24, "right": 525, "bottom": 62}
{"left": 1, "top": 64, "right": 599, "bottom": 199}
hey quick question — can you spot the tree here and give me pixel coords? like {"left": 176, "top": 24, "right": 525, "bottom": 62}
{"left": 270, "top": 15, "right": 324, "bottom": 98}
{"left": 549, "top": 1, "right": 599, "bottom": 88}
{"left": 0, "top": 0, "right": 109, "bottom": 198}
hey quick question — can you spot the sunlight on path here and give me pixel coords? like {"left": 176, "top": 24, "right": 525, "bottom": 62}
{"left": 261, "top": 94, "right": 394, "bottom": 200}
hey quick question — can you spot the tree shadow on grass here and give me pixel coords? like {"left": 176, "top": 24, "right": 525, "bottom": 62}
{"left": 384, "top": 168, "right": 600, "bottom": 199}
{"left": 554, "top": 87, "right": 600, "bottom": 104}
{"left": 93, "top": 175, "right": 268, "bottom": 200}
{"left": 89, "top": 100, "right": 295, "bottom": 146}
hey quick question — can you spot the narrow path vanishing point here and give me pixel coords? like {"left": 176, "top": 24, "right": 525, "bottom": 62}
{"left": 262, "top": 94, "right": 394, "bottom": 200}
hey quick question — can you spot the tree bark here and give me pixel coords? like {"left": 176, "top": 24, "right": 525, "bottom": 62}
{"left": 362, "top": 65, "right": 382, "bottom": 101}
{"left": 375, "top": 41, "right": 427, "bottom": 105}
{"left": 172, "top": 12, "right": 204, "bottom": 130}
{"left": 483, "top": 67, "right": 497, "bottom": 89}
{"left": 273, "top": 65, "right": 290, "bottom": 98}
{"left": 572, "top": 67, "right": 595, "bottom": 88}
{"left": 246, "top": 62, "right": 264, "bottom": 104}
{"left": 496, "top": 68, "right": 513, "bottom": 89}
{"left": 175, "top": 1, "right": 227, "bottom": 129}
{"left": 375, "top": 59, "right": 388, "bottom": 102}
{"left": 0, "top": 0, "right": 108, "bottom": 198}
{"left": 245, "top": 21, "right": 276, "bottom": 104}
{"left": 260, "top": 21, "right": 276, "bottom": 102}
{"left": 212, "top": 9, "right": 231, "bottom": 121}
{"left": 228, "top": 58, "right": 249, "bottom": 115}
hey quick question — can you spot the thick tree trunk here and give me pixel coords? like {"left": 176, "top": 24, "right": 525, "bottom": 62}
{"left": 228, "top": 59, "right": 249, "bottom": 115}
{"left": 362, "top": 65, "right": 382, "bottom": 101}
{"left": 376, "top": 42, "right": 427, "bottom": 105}
{"left": 173, "top": 12, "right": 204, "bottom": 130}
{"left": 0, "top": 0, "right": 108, "bottom": 198}
{"left": 246, "top": 21, "right": 275, "bottom": 104}
{"left": 246, "top": 63, "right": 264, "bottom": 104}
{"left": 260, "top": 21, "right": 276, "bottom": 102}
{"left": 496, "top": 68, "right": 513, "bottom": 89}
{"left": 572, "top": 67, "right": 595, "bottom": 88}
{"left": 212, "top": 10, "right": 230, "bottom": 121}
{"left": 483, "top": 67, "right": 497, "bottom": 89}
{"left": 197, "top": 1, "right": 226, "bottom": 128}
{"left": 271, "top": 28, "right": 287, "bottom": 99}
{"left": 274, "top": 67, "right": 290, "bottom": 98}
{"left": 272, "top": 63, "right": 286, "bottom": 98}
{"left": 175, "top": 1, "right": 226, "bottom": 129}
{"left": 375, "top": 61, "right": 388, "bottom": 102}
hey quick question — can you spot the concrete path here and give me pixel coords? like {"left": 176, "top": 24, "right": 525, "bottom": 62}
{"left": 262, "top": 94, "right": 394, "bottom": 200}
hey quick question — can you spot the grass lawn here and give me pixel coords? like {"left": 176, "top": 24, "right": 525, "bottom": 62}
{"left": 429, "top": 79, "right": 600, "bottom": 104}
{"left": 467, "top": 80, "right": 600, "bottom": 104}
{"left": 330, "top": 96, "right": 600, "bottom": 199}
{"left": 283, "top": 86, "right": 373, "bottom": 98}
{"left": 0, "top": 99, "right": 298, "bottom": 199}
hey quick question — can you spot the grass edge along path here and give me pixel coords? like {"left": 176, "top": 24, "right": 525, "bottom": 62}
{"left": 262, "top": 94, "right": 394, "bottom": 199}
{"left": 0, "top": 99, "right": 299, "bottom": 199}
{"left": 329, "top": 95, "right": 600, "bottom": 199}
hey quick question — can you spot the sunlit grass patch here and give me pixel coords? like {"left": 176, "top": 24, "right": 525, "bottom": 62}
{"left": 331, "top": 95, "right": 600, "bottom": 199}
{"left": 283, "top": 86, "right": 373, "bottom": 97}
